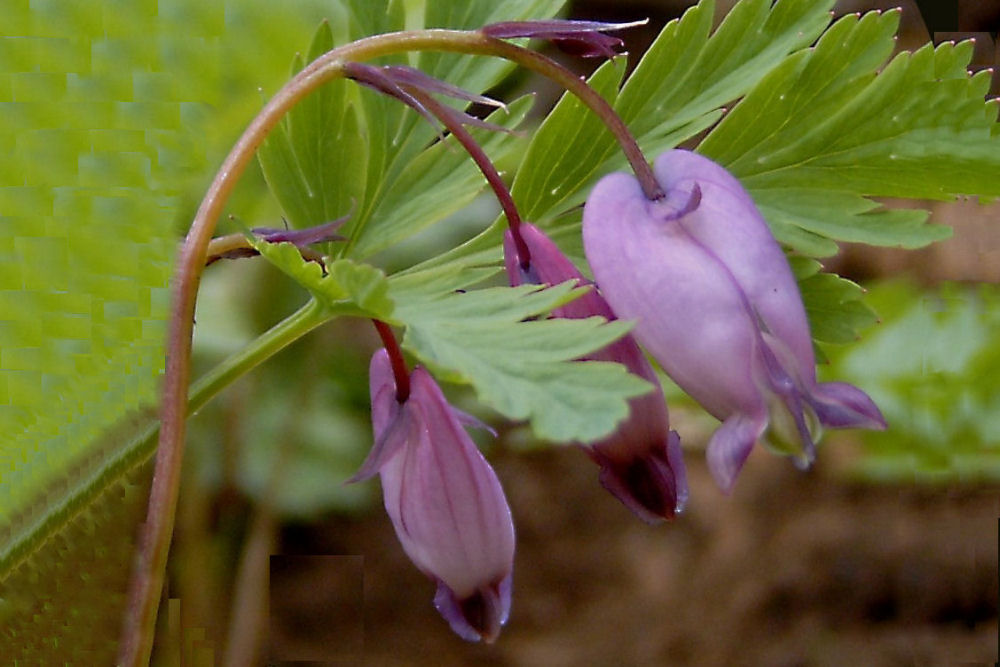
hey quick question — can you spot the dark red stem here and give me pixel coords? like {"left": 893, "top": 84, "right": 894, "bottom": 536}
{"left": 373, "top": 320, "right": 410, "bottom": 402}
{"left": 403, "top": 88, "right": 533, "bottom": 269}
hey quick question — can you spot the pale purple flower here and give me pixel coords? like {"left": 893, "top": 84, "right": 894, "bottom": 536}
{"left": 504, "top": 223, "right": 688, "bottom": 521}
{"left": 351, "top": 349, "right": 516, "bottom": 642}
{"left": 582, "top": 149, "right": 886, "bottom": 492}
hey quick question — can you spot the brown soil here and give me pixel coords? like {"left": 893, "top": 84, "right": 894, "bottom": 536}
{"left": 266, "top": 443, "right": 998, "bottom": 666}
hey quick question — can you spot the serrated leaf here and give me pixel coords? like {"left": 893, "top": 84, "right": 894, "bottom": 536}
{"left": 247, "top": 237, "right": 394, "bottom": 319}
{"left": 258, "top": 22, "right": 369, "bottom": 231}
{"left": 257, "top": 1, "right": 565, "bottom": 262}
{"left": 700, "top": 10, "right": 1000, "bottom": 255}
{"left": 792, "top": 258, "right": 878, "bottom": 345}
{"left": 349, "top": 95, "right": 534, "bottom": 258}
{"left": 511, "top": 0, "right": 833, "bottom": 226}
{"left": 512, "top": 58, "right": 626, "bottom": 222}
{"left": 391, "top": 282, "right": 653, "bottom": 442}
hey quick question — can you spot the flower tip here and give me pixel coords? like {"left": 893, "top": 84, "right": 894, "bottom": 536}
{"left": 434, "top": 576, "right": 511, "bottom": 642}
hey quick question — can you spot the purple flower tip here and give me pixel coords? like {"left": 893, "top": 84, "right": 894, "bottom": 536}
{"left": 434, "top": 574, "right": 512, "bottom": 643}
{"left": 357, "top": 350, "right": 516, "bottom": 641}
{"left": 251, "top": 213, "right": 349, "bottom": 246}
{"left": 483, "top": 19, "right": 647, "bottom": 58}
{"left": 582, "top": 149, "right": 886, "bottom": 492}
{"left": 503, "top": 223, "right": 688, "bottom": 521}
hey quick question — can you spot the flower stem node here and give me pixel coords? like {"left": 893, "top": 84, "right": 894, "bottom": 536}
{"left": 582, "top": 150, "right": 886, "bottom": 493}
{"left": 352, "top": 349, "right": 515, "bottom": 642}
{"left": 503, "top": 222, "right": 688, "bottom": 522}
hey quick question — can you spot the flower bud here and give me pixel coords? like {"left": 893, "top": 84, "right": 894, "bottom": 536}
{"left": 582, "top": 149, "right": 885, "bottom": 492}
{"left": 353, "top": 350, "right": 516, "bottom": 642}
{"left": 504, "top": 223, "right": 688, "bottom": 521}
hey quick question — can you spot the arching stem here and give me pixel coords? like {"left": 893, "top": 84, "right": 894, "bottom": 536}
{"left": 122, "top": 27, "right": 655, "bottom": 667}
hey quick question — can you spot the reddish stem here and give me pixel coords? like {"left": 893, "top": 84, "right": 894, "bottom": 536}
{"left": 373, "top": 320, "right": 410, "bottom": 402}
{"left": 401, "top": 87, "right": 532, "bottom": 268}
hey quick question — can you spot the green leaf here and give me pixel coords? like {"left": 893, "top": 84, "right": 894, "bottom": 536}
{"left": 0, "top": 0, "right": 342, "bottom": 657}
{"left": 391, "top": 282, "right": 653, "bottom": 442}
{"left": 257, "top": 21, "right": 369, "bottom": 232}
{"left": 700, "top": 10, "right": 998, "bottom": 255}
{"left": 617, "top": 0, "right": 832, "bottom": 140}
{"left": 826, "top": 282, "right": 1000, "bottom": 483}
{"left": 511, "top": 0, "right": 833, "bottom": 225}
{"left": 513, "top": 58, "right": 627, "bottom": 222}
{"left": 350, "top": 95, "right": 534, "bottom": 258}
{"left": 246, "top": 237, "right": 395, "bottom": 320}
{"left": 259, "top": 0, "right": 566, "bottom": 264}
{"left": 789, "top": 256, "right": 877, "bottom": 346}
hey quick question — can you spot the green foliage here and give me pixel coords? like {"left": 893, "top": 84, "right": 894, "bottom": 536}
{"left": 511, "top": 0, "right": 834, "bottom": 223}
{"left": 7, "top": 0, "right": 1000, "bottom": 658}
{"left": 247, "top": 232, "right": 652, "bottom": 443}
{"left": 789, "top": 257, "right": 877, "bottom": 346}
{"left": 391, "top": 282, "right": 653, "bottom": 442}
{"left": 0, "top": 0, "right": 339, "bottom": 575}
{"left": 246, "top": 238, "right": 395, "bottom": 320}
{"left": 258, "top": 0, "right": 561, "bottom": 260}
{"left": 700, "top": 10, "right": 999, "bottom": 256}
{"left": 826, "top": 282, "right": 1000, "bottom": 483}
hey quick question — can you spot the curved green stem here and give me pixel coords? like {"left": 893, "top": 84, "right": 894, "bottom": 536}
{"left": 121, "top": 28, "right": 654, "bottom": 666}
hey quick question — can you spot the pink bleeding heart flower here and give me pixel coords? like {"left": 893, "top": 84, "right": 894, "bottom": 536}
{"left": 582, "top": 149, "right": 886, "bottom": 492}
{"left": 504, "top": 223, "right": 688, "bottom": 521}
{"left": 351, "top": 349, "right": 516, "bottom": 642}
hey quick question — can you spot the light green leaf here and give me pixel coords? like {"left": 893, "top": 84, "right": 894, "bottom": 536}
{"left": 0, "top": 0, "right": 342, "bottom": 658}
{"left": 257, "top": 20, "right": 369, "bottom": 231}
{"left": 789, "top": 257, "right": 877, "bottom": 346}
{"left": 827, "top": 282, "right": 1000, "bottom": 483}
{"left": 247, "top": 237, "right": 394, "bottom": 320}
{"left": 391, "top": 282, "right": 653, "bottom": 442}
{"left": 511, "top": 0, "right": 833, "bottom": 225}
{"left": 701, "top": 10, "right": 999, "bottom": 254}
{"left": 350, "top": 95, "right": 534, "bottom": 258}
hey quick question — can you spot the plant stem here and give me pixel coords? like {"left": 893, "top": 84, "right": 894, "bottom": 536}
{"left": 479, "top": 38, "right": 663, "bottom": 200}
{"left": 372, "top": 320, "right": 410, "bottom": 402}
{"left": 402, "top": 86, "right": 533, "bottom": 268}
{"left": 123, "top": 28, "right": 657, "bottom": 666}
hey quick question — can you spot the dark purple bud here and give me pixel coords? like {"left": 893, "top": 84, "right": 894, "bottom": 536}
{"left": 503, "top": 223, "right": 688, "bottom": 522}
{"left": 345, "top": 63, "right": 514, "bottom": 137}
{"left": 483, "top": 19, "right": 647, "bottom": 58}
{"left": 381, "top": 65, "right": 506, "bottom": 111}
{"left": 251, "top": 213, "right": 349, "bottom": 246}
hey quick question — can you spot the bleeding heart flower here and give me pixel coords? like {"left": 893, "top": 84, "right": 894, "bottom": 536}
{"left": 504, "top": 222, "right": 687, "bottom": 521}
{"left": 582, "top": 149, "right": 885, "bottom": 492}
{"left": 351, "top": 349, "right": 516, "bottom": 642}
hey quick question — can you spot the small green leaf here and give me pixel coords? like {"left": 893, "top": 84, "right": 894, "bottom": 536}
{"left": 391, "top": 282, "right": 653, "bottom": 443}
{"left": 510, "top": 0, "right": 833, "bottom": 229}
{"left": 789, "top": 256, "right": 877, "bottom": 345}
{"left": 247, "top": 237, "right": 394, "bottom": 319}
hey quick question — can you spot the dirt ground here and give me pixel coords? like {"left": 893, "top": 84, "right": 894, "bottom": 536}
{"left": 266, "top": 439, "right": 998, "bottom": 666}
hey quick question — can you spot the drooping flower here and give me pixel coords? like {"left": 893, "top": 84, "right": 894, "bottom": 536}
{"left": 504, "top": 223, "right": 688, "bottom": 521}
{"left": 351, "top": 349, "right": 516, "bottom": 642}
{"left": 582, "top": 149, "right": 886, "bottom": 492}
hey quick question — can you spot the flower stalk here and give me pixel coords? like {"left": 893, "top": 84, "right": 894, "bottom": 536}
{"left": 123, "top": 25, "right": 655, "bottom": 665}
